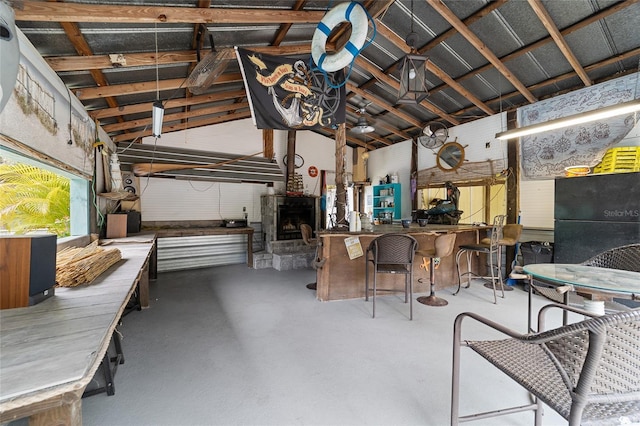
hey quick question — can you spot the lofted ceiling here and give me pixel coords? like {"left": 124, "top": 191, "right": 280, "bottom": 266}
{"left": 10, "top": 0, "right": 640, "bottom": 151}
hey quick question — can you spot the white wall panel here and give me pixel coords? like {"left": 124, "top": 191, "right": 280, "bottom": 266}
{"left": 519, "top": 179, "right": 554, "bottom": 229}
{"left": 138, "top": 119, "right": 346, "bottom": 222}
{"left": 273, "top": 129, "right": 353, "bottom": 196}
{"left": 368, "top": 140, "right": 412, "bottom": 219}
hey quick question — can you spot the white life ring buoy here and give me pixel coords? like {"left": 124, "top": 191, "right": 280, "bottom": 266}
{"left": 311, "top": 2, "right": 368, "bottom": 72}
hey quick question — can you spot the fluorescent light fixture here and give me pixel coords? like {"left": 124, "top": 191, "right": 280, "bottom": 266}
{"left": 152, "top": 100, "right": 164, "bottom": 138}
{"left": 495, "top": 99, "right": 640, "bottom": 140}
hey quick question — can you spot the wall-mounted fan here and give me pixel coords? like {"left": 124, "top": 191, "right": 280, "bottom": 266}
{"left": 186, "top": 25, "right": 234, "bottom": 95}
{"left": 418, "top": 121, "right": 448, "bottom": 149}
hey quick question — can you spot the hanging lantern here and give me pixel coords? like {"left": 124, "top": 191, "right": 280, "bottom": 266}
{"left": 397, "top": 52, "right": 429, "bottom": 104}
{"left": 396, "top": 0, "right": 430, "bottom": 105}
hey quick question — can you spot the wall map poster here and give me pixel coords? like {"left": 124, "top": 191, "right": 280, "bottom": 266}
{"left": 519, "top": 73, "right": 639, "bottom": 180}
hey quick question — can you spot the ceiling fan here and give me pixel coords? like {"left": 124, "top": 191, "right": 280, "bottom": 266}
{"left": 351, "top": 103, "right": 375, "bottom": 134}
{"left": 186, "top": 24, "right": 234, "bottom": 95}
{"left": 418, "top": 121, "right": 448, "bottom": 149}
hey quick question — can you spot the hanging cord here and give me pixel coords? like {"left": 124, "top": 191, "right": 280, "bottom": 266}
{"left": 155, "top": 22, "right": 160, "bottom": 105}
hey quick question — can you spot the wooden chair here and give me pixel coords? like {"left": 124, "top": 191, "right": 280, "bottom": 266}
{"left": 452, "top": 303, "right": 640, "bottom": 425}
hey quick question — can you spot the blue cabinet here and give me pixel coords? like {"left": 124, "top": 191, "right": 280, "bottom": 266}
{"left": 373, "top": 183, "right": 401, "bottom": 223}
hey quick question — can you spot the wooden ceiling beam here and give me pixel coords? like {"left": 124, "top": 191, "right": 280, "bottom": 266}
{"left": 103, "top": 102, "right": 249, "bottom": 133}
{"left": 427, "top": 0, "right": 537, "bottom": 104}
{"left": 346, "top": 104, "right": 410, "bottom": 142}
{"left": 374, "top": 20, "right": 494, "bottom": 117}
{"left": 347, "top": 84, "right": 423, "bottom": 129}
{"left": 527, "top": 0, "right": 591, "bottom": 86}
{"left": 112, "top": 111, "right": 252, "bottom": 142}
{"left": 430, "top": 0, "right": 630, "bottom": 98}
{"left": 75, "top": 73, "right": 242, "bottom": 100}
{"left": 353, "top": 56, "right": 459, "bottom": 126}
{"left": 89, "top": 89, "right": 247, "bottom": 119}
{"left": 454, "top": 46, "right": 640, "bottom": 119}
{"left": 15, "top": 2, "right": 326, "bottom": 24}
{"left": 417, "top": 0, "right": 508, "bottom": 55}
{"left": 271, "top": 0, "right": 306, "bottom": 46}
{"left": 46, "top": 44, "right": 315, "bottom": 72}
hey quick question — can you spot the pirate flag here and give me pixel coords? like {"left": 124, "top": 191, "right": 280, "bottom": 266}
{"left": 236, "top": 47, "right": 346, "bottom": 130}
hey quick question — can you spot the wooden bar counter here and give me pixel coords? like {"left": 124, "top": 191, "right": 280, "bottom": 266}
{"left": 315, "top": 224, "right": 487, "bottom": 301}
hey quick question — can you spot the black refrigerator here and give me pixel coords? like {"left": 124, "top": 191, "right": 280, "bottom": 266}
{"left": 554, "top": 172, "right": 640, "bottom": 264}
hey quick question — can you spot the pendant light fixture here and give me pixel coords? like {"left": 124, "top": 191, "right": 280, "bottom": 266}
{"left": 352, "top": 103, "right": 375, "bottom": 134}
{"left": 397, "top": 0, "right": 429, "bottom": 105}
{"left": 151, "top": 23, "right": 164, "bottom": 138}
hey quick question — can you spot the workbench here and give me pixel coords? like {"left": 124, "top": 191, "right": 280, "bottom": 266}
{"left": 0, "top": 234, "right": 157, "bottom": 425}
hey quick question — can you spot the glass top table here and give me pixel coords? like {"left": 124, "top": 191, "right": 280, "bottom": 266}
{"left": 523, "top": 264, "right": 640, "bottom": 295}
{"left": 523, "top": 263, "right": 640, "bottom": 331}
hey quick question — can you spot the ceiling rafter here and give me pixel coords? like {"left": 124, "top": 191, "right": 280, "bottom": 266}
{"left": 112, "top": 111, "right": 252, "bottom": 143}
{"left": 527, "top": 0, "right": 591, "bottom": 86}
{"left": 428, "top": 0, "right": 631, "bottom": 100}
{"left": 75, "top": 74, "right": 242, "bottom": 100}
{"left": 454, "top": 46, "right": 640, "bottom": 119}
{"left": 373, "top": 20, "right": 494, "bottom": 116}
{"left": 46, "top": 44, "right": 317, "bottom": 72}
{"left": 353, "top": 56, "right": 459, "bottom": 125}
{"left": 12, "top": 0, "right": 638, "bottom": 150}
{"left": 15, "top": 1, "right": 326, "bottom": 24}
{"left": 427, "top": 0, "right": 537, "bottom": 104}
{"left": 103, "top": 102, "right": 250, "bottom": 133}
{"left": 89, "top": 90, "right": 248, "bottom": 120}
{"left": 271, "top": 0, "right": 306, "bottom": 46}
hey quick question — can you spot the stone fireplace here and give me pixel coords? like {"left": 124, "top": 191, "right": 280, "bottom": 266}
{"left": 261, "top": 194, "right": 320, "bottom": 254}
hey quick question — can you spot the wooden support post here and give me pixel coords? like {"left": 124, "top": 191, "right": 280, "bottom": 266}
{"left": 411, "top": 136, "right": 418, "bottom": 214}
{"left": 286, "top": 130, "right": 296, "bottom": 190}
{"left": 505, "top": 110, "right": 520, "bottom": 273}
{"left": 335, "top": 123, "right": 347, "bottom": 226}
{"left": 30, "top": 396, "right": 82, "bottom": 426}
{"left": 263, "top": 129, "right": 274, "bottom": 160}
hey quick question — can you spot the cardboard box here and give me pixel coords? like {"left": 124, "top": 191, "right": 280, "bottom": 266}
{"left": 106, "top": 214, "right": 128, "bottom": 239}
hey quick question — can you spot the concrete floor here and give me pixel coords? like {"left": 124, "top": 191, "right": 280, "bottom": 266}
{"left": 77, "top": 264, "right": 569, "bottom": 426}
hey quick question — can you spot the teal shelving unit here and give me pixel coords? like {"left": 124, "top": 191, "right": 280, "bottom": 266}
{"left": 373, "top": 183, "right": 401, "bottom": 223}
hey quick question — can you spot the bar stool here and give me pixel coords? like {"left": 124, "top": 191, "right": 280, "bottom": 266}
{"left": 416, "top": 233, "right": 457, "bottom": 307}
{"left": 481, "top": 223, "right": 523, "bottom": 292}
{"left": 301, "top": 224, "right": 323, "bottom": 290}
{"left": 455, "top": 215, "right": 505, "bottom": 303}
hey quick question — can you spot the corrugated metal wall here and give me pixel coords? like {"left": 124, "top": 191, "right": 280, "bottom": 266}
{"left": 157, "top": 234, "right": 248, "bottom": 272}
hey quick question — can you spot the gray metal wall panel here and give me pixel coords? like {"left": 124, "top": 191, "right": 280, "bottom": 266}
{"left": 157, "top": 234, "right": 247, "bottom": 272}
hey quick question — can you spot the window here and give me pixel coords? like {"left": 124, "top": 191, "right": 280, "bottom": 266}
{"left": 0, "top": 148, "right": 89, "bottom": 237}
{"left": 419, "top": 182, "right": 506, "bottom": 224}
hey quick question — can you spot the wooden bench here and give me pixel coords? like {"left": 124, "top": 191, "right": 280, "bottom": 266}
{"left": 0, "top": 233, "right": 157, "bottom": 425}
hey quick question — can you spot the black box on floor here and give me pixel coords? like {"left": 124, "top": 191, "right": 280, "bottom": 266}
{"left": 520, "top": 241, "right": 554, "bottom": 265}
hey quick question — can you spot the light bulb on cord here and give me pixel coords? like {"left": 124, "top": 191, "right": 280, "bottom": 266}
{"left": 409, "top": 68, "right": 416, "bottom": 80}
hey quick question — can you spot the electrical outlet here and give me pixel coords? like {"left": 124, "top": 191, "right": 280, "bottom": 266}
{"left": 485, "top": 142, "right": 491, "bottom": 149}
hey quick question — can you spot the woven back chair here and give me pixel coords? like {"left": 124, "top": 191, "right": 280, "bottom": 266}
{"left": 452, "top": 304, "right": 640, "bottom": 426}
{"left": 365, "top": 233, "right": 418, "bottom": 320}
{"left": 581, "top": 243, "right": 640, "bottom": 272}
